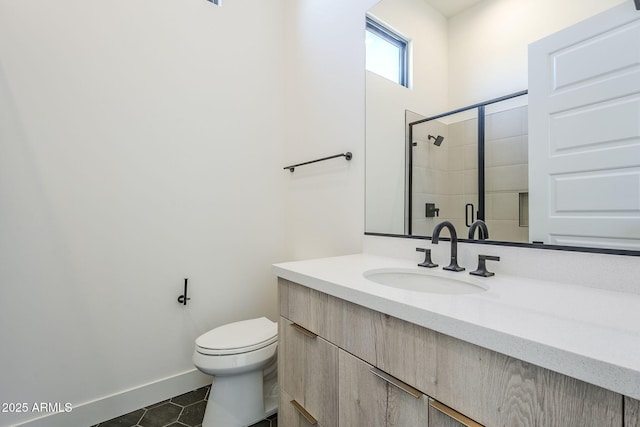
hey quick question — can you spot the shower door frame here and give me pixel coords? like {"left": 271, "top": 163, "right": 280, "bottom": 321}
{"left": 406, "top": 90, "right": 528, "bottom": 236}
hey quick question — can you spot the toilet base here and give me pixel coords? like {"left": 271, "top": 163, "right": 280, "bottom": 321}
{"left": 202, "top": 368, "right": 277, "bottom": 427}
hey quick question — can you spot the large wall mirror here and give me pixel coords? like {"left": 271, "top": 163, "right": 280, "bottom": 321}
{"left": 365, "top": 0, "right": 640, "bottom": 255}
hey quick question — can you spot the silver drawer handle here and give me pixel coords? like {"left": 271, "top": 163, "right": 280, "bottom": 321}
{"left": 429, "top": 399, "right": 484, "bottom": 427}
{"left": 290, "top": 322, "right": 318, "bottom": 338}
{"left": 369, "top": 367, "right": 422, "bottom": 398}
{"left": 290, "top": 399, "right": 318, "bottom": 425}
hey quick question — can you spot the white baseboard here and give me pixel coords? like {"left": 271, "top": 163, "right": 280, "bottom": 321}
{"left": 14, "top": 369, "right": 212, "bottom": 427}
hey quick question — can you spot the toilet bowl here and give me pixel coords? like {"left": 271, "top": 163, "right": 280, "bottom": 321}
{"left": 193, "top": 317, "right": 278, "bottom": 427}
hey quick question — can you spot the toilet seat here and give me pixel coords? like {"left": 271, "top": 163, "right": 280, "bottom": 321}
{"left": 195, "top": 317, "right": 277, "bottom": 356}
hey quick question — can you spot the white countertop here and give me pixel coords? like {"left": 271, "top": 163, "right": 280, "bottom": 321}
{"left": 273, "top": 253, "right": 640, "bottom": 400}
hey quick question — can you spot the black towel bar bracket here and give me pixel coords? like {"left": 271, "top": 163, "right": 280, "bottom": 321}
{"left": 284, "top": 152, "right": 352, "bottom": 172}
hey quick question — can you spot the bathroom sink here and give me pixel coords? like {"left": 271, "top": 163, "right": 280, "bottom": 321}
{"left": 363, "top": 268, "right": 487, "bottom": 295}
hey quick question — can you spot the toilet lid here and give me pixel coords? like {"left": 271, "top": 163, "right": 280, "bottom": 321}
{"left": 196, "top": 317, "right": 277, "bottom": 355}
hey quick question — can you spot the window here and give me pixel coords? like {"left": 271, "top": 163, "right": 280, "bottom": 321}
{"left": 365, "top": 17, "right": 408, "bottom": 87}
{"left": 207, "top": 0, "right": 221, "bottom": 5}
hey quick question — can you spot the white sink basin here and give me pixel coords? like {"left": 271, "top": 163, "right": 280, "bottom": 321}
{"left": 363, "top": 268, "right": 488, "bottom": 295}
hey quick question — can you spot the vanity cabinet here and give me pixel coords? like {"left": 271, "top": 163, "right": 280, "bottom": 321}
{"left": 626, "top": 397, "right": 640, "bottom": 427}
{"left": 278, "top": 278, "right": 624, "bottom": 426}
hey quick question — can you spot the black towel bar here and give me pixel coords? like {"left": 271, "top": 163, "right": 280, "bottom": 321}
{"left": 284, "top": 152, "right": 352, "bottom": 172}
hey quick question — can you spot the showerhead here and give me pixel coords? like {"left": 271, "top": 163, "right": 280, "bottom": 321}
{"left": 428, "top": 135, "right": 444, "bottom": 146}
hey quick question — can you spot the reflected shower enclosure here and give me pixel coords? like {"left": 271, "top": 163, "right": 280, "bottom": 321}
{"left": 407, "top": 91, "right": 529, "bottom": 242}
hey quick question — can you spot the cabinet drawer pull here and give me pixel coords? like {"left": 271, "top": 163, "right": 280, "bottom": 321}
{"left": 369, "top": 367, "right": 422, "bottom": 398}
{"left": 290, "top": 399, "right": 318, "bottom": 425}
{"left": 429, "top": 399, "right": 484, "bottom": 427}
{"left": 290, "top": 322, "right": 318, "bottom": 338}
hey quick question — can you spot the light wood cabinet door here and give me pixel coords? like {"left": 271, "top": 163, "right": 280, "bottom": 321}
{"left": 435, "top": 334, "right": 622, "bottom": 427}
{"left": 626, "top": 396, "right": 640, "bottom": 427}
{"left": 278, "top": 317, "right": 338, "bottom": 427}
{"left": 339, "top": 349, "right": 430, "bottom": 426}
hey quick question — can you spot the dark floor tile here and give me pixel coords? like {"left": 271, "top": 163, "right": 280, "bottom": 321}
{"left": 144, "top": 399, "right": 170, "bottom": 410}
{"left": 248, "top": 420, "right": 270, "bottom": 427}
{"left": 164, "top": 423, "right": 189, "bottom": 427}
{"left": 177, "top": 400, "right": 207, "bottom": 426}
{"left": 97, "top": 408, "right": 145, "bottom": 427}
{"left": 138, "top": 402, "right": 182, "bottom": 427}
{"left": 171, "top": 386, "right": 209, "bottom": 407}
{"left": 270, "top": 416, "right": 277, "bottom": 427}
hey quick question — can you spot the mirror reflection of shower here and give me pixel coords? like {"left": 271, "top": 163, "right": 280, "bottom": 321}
{"left": 407, "top": 91, "right": 529, "bottom": 241}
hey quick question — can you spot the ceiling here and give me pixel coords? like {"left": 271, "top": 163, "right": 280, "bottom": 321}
{"left": 426, "top": 0, "right": 485, "bottom": 18}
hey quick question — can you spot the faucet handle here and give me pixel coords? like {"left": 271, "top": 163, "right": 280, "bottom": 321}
{"left": 470, "top": 255, "right": 500, "bottom": 277}
{"left": 416, "top": 248, "right": 438, "bottom": 268}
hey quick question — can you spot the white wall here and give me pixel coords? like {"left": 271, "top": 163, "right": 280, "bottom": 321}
{"left": 448, "top": 0, "right": 626, "bottom": 108}
{"left": 0, "top": 0, "right": 286, "bottom": 425}
{"left": 365, "top": 0, "right": 449, "bottom": 235}
{"left": 281, "top": 0, "right": 377, "bottom": 259}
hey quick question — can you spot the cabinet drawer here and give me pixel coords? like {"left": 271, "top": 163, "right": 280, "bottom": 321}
{"left": 339, "top": 349, "right": 430, "bottom": 426}
{"left": 278, "top": 317, "right": 338, "bottom": 427}
{"left": 435, "top": 333, "right": 622, "bottom": 427}
{"left": 279, "top": 278, "right": 329, "bottom": 336}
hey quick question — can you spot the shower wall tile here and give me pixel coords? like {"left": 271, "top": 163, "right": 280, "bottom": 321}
{"left": 438, "top": 195, "right": 455, "bottom": 220}
{"left": 449, "top": 117, "right": 477, "bottom": 147}
{"left": 463, "top": 144, "right": 477, "bottom": 171}
{"left": 488, "top": 192, "right": 520, "bottom": 221}
{"left": 486, "top": 164, "right": 528, "bottom": 192}
{"left": 486, "top": 219, "right": 528, "bottom": 242}
{"left": 435, "top": 170, "right": 448, "bottom": 194}
{"left": 448, "top": 170, "right": 464, "bottom": 195}
{"left": 449, "top": 146, "right": 466, "bottom": 171}
{"left": 451, "top": 218, "right": 468, "bottom": 237}
{"left": 441, "top": 194, "right": 466, "bottom": 222}
{"left": 414, "top": 192, "right": 431, "bottom": 213}
{"left": 412, "top": 142, "right": 429, "bottom": 168}
{"left": 430, "top": 145, "right": 449, "bottom": 170}
{"left": 486, "top": 106, "right": 527, "bottom": 140}
{"left": 463, "top": 169, "right": 478, "bottom": 195}
{"left": 448, "top": 121, "right": 466, "bottom": 147}
{"left": 412, "top": 218, "right": 429, "bottom": 236}
{"left": 522, "top": 135, "right": 529, "bottom": 163}
{"left": 413, "top": 166, "right": 434, "bottom": 193}
{"left": 486, "top": 135, "right": 527, "bottom": 168}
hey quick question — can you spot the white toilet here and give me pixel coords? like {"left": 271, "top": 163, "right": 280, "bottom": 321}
{"left": 193, "top": 317, "right": 278, "bottom": 427}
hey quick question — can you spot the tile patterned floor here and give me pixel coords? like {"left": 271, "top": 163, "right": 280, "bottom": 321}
{"left": 93, "top": 385, "right": 277, "bottom": 427}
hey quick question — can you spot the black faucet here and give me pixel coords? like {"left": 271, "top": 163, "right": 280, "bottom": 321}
{"left": 468, "top": 220, "right": 489, "bottom": 240}
{"left": 431, "top": 221, "right": 465, "bottom": 272}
